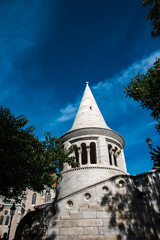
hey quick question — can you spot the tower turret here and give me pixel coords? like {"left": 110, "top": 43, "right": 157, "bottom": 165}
{"left": 58, "top": 83, "right": 127, "bottom": 199}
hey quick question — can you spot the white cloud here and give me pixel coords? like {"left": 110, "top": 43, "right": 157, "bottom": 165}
{"left": 57, "top": 103, "right": 78, "bottom": 122}
{"left": 56, "top": 49, "right": 160, "bottom": 125}
{"left": 93, "top": 49, "right": 160, "bottom": 91}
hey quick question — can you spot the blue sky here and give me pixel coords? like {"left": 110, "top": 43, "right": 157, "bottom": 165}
{"left": 0, "top": 0, "right": 159, "bottom": 175}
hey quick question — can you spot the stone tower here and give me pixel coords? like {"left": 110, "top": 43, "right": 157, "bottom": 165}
{"left": 58, "top": 82, "right": 127, "bottom": 200}
{"left": 16, "top": 83, "right": 160, "bottom": 240}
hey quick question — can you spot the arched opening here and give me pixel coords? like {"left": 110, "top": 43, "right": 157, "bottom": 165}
{"left": 0, "top": 216, "right": 4, "bottom": 225}
{"left": 90, "top": 142, "right": 97, "bottom": 164}
{"left": 81, "top": 143, "right": 87, "bottom": 164}
{"left": 108, "top": 145, "right": 112, "bottom": 165}
{"left": 114, "top": 147, "right": 118, "bottom": 166}
{"left": 5, "top": 216, "right": 9, "bottom": 225}
{"left": 32, "top": 193, "right": 37, "bottom": 205}
{"left": 46, "top": 194, "right": 51, "bottom": 202}
{"left": 74, "top": 145, "right": 79, "bottom": 163}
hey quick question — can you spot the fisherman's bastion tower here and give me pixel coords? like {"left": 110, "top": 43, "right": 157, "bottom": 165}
{"left": 16, "top": 83, "right": 160, "bottom": 240}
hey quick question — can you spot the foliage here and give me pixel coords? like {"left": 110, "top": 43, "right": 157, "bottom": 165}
{"left": 143, "top": 0, "right": 160, "bottom": 37}
{"left": 0, "top": 106, "right": 77, "bottom": 200}
{"left": 151, "top": 146, "right": 160, "bottom": 167}
{"left": 125, "top": 59, "right": 160, "bottom": 134}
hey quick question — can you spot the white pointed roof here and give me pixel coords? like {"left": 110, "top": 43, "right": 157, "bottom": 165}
{"left": 70, "top": 82, "right": 110, "bottom": 131}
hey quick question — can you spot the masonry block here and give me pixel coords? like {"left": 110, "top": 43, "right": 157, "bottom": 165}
{"left": 84, "top": 227, "right": 98, "bottom": 235}
{"left": 70, "top": 212, "right": 83, "bottom": 218}
{"left": 56, "top": 235, "right": 78, "bottom": 240}
{"left": 89, "top": 204, "right": 102, "bottom": 210}
{"left": 63, "top": 219, "right": 78, "bottom": 227}
{"left": 83, "top": 211, "right": 96, "bottom": 219}
{"left": 51, "top": 220, "right": 64, "bottom": 228}
{"left": 78, "top": 219, "right": 102, "bottom": 227}
{"left": 96, "top": 211, "right": 109, "bottom": 218}
{"left": 59, "top": 227, "right": 83, "bottom": 235}
{"left": 78, "top": 235, "right": 104, "bottom": 240}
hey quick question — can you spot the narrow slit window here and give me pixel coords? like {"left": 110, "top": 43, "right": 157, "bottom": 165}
{"left": 5, "top": 216, "right": 9, "bottom": 225}
{"left": 32, "top": 193, "right": 37, "bottom": 205}
{"left": 74, "top": 145, "right": 79, "bottom": 163}
{"left": 108, "top": 145, "right": 112, "bottom": 165}
{"left": 46, "top": 194, "right": 51, "bottom": 202}
{"left": 114, "top": 147, "right": 118, "bottom": 166}
{"left": 0, "top": 216, "right": 4, "bottom": 225}
{"left": 81, "top": 143, "right": 87, "bottom": 164}
{"left": 90, "top": 142, "right": 97, "bottom": 164}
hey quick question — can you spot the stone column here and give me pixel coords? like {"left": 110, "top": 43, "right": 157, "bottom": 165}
{"left": 86, "top": 146, "right": 90, "bottom": 164}
{"left": 78, "top": 148, "right": 82, "bottom": 165}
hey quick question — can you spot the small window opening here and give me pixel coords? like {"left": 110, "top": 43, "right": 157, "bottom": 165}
{"left": 90, "top": 106, "right": 92, "bottom": 110}
{"left": 5, "top": 216, "right": 9, "bottom": 225}
{"left": 81, "top": 143, "right": 87, "bottom": 164}
{"left": 0, "top": 216, "right": 4, "bottom": 225}
{"left": 32, "top": 193, "right": 37, "bottom": 205}
{"left": 74, "top": 145, "right": 79, "bottom": 163}
{"left": 46, "top": 194, "right": 51, "bottom": 202}
{"left": 114, "top": 147, "right": 118, "bottom": 166}
{"left": 108, "top": 145, "right": 112, "bottom": 165}
{"left": 90, "top": 142, "right": 97, "bottom": 164}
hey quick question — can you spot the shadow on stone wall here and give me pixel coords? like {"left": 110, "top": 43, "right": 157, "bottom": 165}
{"left": 15, "top": 192, "right": 60, "bottom": 240}
{"left": 101, "top": 170, "right": 160, "bottom": 240}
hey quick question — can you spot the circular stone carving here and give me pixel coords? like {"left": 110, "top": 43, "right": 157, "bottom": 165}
{"left": 84, "top": 193, "right": 91, "bottom": 200}
{"left": 118, "top": 180, "right": 125, "bottom": 188}
{"left": 102, "top": 186, "right": 109, "bottom": 193}
{"left": 66, "top": 200, "right": 73, "bottom": 209}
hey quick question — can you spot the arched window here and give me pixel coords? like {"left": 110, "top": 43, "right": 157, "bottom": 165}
{"left": 0, "top": 216, "right": 4, "bottom": 225}
{"left": 32, "top": 193, "right": 37, "bottom": 205}
{"left": 5, "top": 216, "right": 9, "bottom": 225}
{"left": 46, "top": 194, "right": 51, "bottom": 202}
{"left": 90, "top": 142, "right": 97, "bottom": 164}
{"left": 81, "top": 143, "right": 87, "bottom": 165}
{"left": 114, "top": 147, "right": 118, "bottom": 166}
{"left": 108, "top": 145, "right": 112, "bottom": 165}
{"left": 74, "top": 145, "right": 79, "bottom": 163}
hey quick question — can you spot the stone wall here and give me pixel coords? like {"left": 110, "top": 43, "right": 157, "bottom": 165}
{"left": 15, "top": 169, "right": 160, "bottom": 240}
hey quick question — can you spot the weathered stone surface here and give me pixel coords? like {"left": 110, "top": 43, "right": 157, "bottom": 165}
{"left": 63, "top": 219, "right": 78, "bottom": 227}
{"left": 70, "top": 212, "right": 83, "bottom": 218}
{"left": 84, "top": 227, "right": 98, "bottom": 235}
{"left": 47, "top": 227, "right": 59, "bottom": 235}
{"left": 104, "top": 236, "right": 118, "bottom": 240}
{"left": 96, "top": 211, "right": 109, "bottom": 218}
{"left": 83, "top": 211, "right": 96, "bottom": 219}
{"left": 56, "top": 235, "right": 78, "bottom": 240}
{"left": 59, "top": 227, "right": 83, "bottom": 235}
{"left": 88, "top": 204, "right": 102, "bottom": 210}
{"left": 78, "top": 235, "right": 104, "bottom": 240}
{"left": 78, "top": 219, "right": 102, "bottom": 227}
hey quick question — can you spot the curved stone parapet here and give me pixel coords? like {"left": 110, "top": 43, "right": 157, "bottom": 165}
{"left": 57, "top": 166, "right": 126, "bottom": 199}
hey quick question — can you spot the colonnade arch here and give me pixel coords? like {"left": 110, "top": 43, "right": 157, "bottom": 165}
{"left": 108, "top": 144, "right": 120, "bottom": 167}
{"left": 74, "top": 142, "right": 97, "bottom": 165}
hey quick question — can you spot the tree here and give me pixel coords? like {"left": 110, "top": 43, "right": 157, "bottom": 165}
{"left": 0, "top": 106, "right": 77, "bottom": 200}
{"left": 124, "top": 0, "right": 160, "bottom": 168}
{"left": 143, "top": 0, "right": 160, "bottom": 37}
{"left": 151, "top": 146, "right": 160, "bottom": 168}
{"left": 125, "top": 59, "right": 160, "bottom": 134}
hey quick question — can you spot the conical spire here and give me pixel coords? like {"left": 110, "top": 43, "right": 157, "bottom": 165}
{"left": 70, "top": 82, "right": 110, "bottom": 131}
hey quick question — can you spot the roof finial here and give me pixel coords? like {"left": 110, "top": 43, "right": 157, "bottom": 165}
{"left": 86, "top": 81, "right": 89, "bottom": 85}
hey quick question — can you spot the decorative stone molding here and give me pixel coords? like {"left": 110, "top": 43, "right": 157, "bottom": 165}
{"left": 61, "top": 127, "right": 125, "bottom": 147}
{"left": 61, "top": 166, "right": 126, "bottom": 175}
